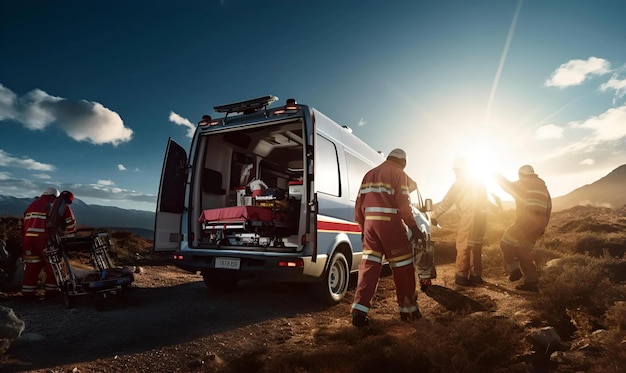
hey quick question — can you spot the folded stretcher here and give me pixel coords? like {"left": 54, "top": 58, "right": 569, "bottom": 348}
{"left": 44, "top": 230, "right": 134, "bottom": 309}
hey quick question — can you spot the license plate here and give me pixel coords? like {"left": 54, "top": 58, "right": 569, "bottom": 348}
{"left": 215, "top": 257, "right": 240, "bottom": 270}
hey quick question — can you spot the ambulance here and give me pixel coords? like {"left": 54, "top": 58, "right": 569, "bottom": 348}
{"left": 154, "top": 95, "right": 432, "bottom": 304}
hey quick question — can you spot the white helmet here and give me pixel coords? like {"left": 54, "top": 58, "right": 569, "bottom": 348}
{"left": 42, "top": 187, "right": 60, "bottom": 197}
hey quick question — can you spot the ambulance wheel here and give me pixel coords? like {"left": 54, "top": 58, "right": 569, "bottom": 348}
{"left": 202, "top": 272, "right": 239, "bottom": 292}
{"left": 313, "top": 251, "right": 349, "bottom": 305}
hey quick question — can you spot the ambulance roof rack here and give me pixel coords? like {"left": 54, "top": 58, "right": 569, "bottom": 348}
{"left": 214, "top": 95, "right": 279, "bottom": 115}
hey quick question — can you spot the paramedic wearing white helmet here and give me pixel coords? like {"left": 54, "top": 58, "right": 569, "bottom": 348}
{"left": 431, "top": 158, "right": 496, "bottom": 286}
{"left": 495, "top": 165, "right": 551, "bottom": 292}
{"left": 352, "top": 148, "right": 423, "bottom": 326}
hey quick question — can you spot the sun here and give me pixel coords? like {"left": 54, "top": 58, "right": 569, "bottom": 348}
{"left": 447, "top": 129, "right": 514, "bottom": 202}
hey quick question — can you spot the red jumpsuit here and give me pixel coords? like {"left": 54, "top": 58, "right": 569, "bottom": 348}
{"left": 22, "top": 195, "right": 76, "bottom": 298}
{"left": 352, "top": 159, "right": 419, "bottom": 319}
{"left": 496, "top": 174, "right": 551, "bottom": 286}
{"left": 431, "top": 173, "right": 489, "bottom": 281}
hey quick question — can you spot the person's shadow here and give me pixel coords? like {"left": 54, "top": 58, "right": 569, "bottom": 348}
{"left": 423, "top": 285, "right": 493, "bottom": 314}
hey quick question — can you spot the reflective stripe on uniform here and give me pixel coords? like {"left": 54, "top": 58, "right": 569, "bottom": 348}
{"left": 22, "top": 284, "right": 37, "bottom": 293}
{"left": 359, "top": 182, "right": 394, "bottom": 195}
{"left": 401, "top": 185, "right": 410, "bottom": 196}
{"left": 362, "top": 249, "right": 383, "bottom": 263}
{"left": 364, "top": 207, "right": 398, "bottom": 214}
{"left": 399, "top": 305, "right": 418, "bottom": 313}
{"left": 351, "top": 303, "right": 369, "bottom": 314}
{"left": 23, "top": 255, "right": 43, "bottom": 264}
{"left": 364, "top": 216, "right": 391, "bottom": 221}
{"left": 388, "top": 252, "right": 413, "bottom": 267}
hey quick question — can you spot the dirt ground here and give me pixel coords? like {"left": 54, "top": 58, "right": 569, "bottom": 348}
{"left": 1, "top": 256, "right": 536, "bottom": 373}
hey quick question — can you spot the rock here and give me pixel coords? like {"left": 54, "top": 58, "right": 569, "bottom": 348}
{"left": 12, "top": 332, "right": 45, "bottom": 347}
{"left": 0, "top": 306, "right": 25, "bottom": 354}
{"left": 550, "top": 350, "right": 585, "bottom": 365}
{"left": 527, "top": 326, "right": 568, "bottom": 352}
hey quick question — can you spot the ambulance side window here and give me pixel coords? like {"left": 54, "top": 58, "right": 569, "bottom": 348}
{"left": 316, "top": 135, "right": 340, "bottom": 197}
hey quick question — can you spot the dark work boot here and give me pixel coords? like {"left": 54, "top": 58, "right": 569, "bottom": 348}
{"left": 351, "top": 312, "right": 369, "bottom": 327}
{"left": 455, "top": 273, "right": 471, "bottom": 286}
{"left": 469, "top": 274, "right": 484, "bottom": 284}
{"left": 508, "top": 268, "right": 522, "bottom": 282}
{"left": 400, "top": 309, "right": 422, "bottom": 322}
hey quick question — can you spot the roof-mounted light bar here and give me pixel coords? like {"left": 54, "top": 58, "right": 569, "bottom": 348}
{"left": 198, "top": 115, "right": 221, "bottom": 126}
{"left": 214, "top": 95, "right": 279, "bottom": 114}
{"left": 273, "top": 98, "right": 300, "bottom": 115}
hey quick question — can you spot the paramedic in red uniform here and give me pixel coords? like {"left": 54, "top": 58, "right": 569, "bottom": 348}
{"left": 22, "top": 188, "right": 77, "bottom": 300}
{"left": 495, "top": 165, "right": 551, "bottom": 292}
{"left": 352, "top": 148, "right": 423, "bottom": 326}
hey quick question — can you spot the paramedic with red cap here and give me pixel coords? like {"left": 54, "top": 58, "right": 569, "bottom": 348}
{"left": 495, "top": 165, "right": 551, "bottom": 292}
{"left": 22, "top": 188, "right": 77, "bottom": 300}
{"left": 352, "top": 148, "right": 423, "bottom": 326}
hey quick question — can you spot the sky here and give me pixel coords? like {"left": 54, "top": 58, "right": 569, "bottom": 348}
{"left": 1, "top": 0, "right": 625, "bottom": 212}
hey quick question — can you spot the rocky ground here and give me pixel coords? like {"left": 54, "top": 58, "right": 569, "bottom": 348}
{"left": 1, "top": 256, "right": 541, "bottom": 373}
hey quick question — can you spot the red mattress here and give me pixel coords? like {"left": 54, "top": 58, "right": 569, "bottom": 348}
{"left": 198, "top": 206, "right": 273, "bottom": 223}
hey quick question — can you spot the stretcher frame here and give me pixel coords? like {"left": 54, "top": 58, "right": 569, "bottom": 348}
{"left": 44, "top": 230, "right": 134, "bottom": 309}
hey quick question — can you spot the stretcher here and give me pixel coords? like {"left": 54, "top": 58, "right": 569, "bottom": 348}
{"left": 199, "top": 205, "right": 296, "bottom": 248}
{"left": 44, "top": 230, "right": 134, "bottom": 309}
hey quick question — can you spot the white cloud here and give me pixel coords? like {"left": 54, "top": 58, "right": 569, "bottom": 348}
{"left": 0, "top": 149, "right": 55, "bottom": 171}
{"left": 0, "top": 84, "right": 17, "bottom": 121}
{"left": 33, "top": 173, "right": 51, "bottom": 179}
{"left": 118, "top": 164, "right": 126, "bottom": 171}
{"left": 0, "top": 84, "right": 133, "bottom": 146}
{"left": 545, "top": 57, "right": 611, "bottom": 88}
{"left": 169, "top": 111, "right": 195, "bottom": 138}
{"left": 543, "top": 104, "right": 626, "bottom": 159}
{"left": 0, "top": 172, "right": 10, "bottom": 180}
{"left": 600, "top": 73, "right": 626, "bottom": 104}
{"left": 97, "top": 179, "right": 114, "bottom": 186}
{"left": 574, "top": 105, "right": 626, "bottom": 142}
{"left": 579, "top": 158, "right": 595, "bottom": 165}
{"left": 358, "top": 118, "right": 366, "bottom": 126}
{"left": 535, "top": 124, "right": 564, "bottom": 140}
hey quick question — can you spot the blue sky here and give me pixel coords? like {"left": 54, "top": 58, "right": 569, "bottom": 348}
{"left": 1, "top": 0, "right": 625, "bottom": 212}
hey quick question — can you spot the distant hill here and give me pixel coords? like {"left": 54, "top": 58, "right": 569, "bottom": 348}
{"left": 0, "top": 196, "right": 155, "bottom": 239}
{"left": 552, "top": 164, "right": 626, "bottom": 212}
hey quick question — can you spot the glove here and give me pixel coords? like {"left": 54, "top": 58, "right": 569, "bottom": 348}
{"left": 409, "top": 226, "right": 423, "bottom": 242}
{"left": 431, "top": 217, "right": 438, "bottom": 227}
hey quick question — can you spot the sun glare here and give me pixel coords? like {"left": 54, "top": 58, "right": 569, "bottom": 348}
{"left": 447, "top": 129, "right": 513, "bottom": 202}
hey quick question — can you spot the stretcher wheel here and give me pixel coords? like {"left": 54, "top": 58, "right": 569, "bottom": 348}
{"left": 63, "top": 284, "right": 75, "bottom": 309}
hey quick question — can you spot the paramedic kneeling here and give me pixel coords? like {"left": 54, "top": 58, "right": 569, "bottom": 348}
{"left": 351, "top": 148, "right": 423, "bottom": 327}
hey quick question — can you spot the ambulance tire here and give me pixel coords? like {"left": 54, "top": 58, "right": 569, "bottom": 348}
{"left": 202, "top": 271, "right": 239, "bottom": 292}
{"left": 313, "top": 251, "right": 349, "bottom": 305}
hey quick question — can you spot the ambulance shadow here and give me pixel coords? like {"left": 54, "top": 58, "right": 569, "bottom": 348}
{"left": 423, "top": 285, "right": 490, "bottom": 314}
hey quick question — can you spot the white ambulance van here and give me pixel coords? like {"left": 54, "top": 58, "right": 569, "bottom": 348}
{"left": 155, "top": 95, "right": 432, "bottom": 304}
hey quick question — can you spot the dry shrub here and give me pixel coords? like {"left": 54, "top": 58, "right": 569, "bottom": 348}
{"left": 107, "top": 230, "right": 153, "bottom": 264}
{"left": 258, "top": 316, "right": 523, "bottom": 373}
{"left": 573, "top": 233, "right": 626, "bottom": 257}
{"left": 536, "top": 255, "right": 626, "bottom": 338}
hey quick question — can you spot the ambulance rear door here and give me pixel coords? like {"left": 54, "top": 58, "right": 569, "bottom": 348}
{"left": 154, "top": 138, "right": 188, "bottom": 252}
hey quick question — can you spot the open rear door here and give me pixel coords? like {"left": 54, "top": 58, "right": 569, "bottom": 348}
{"left": 154, "top": 138, "right": 187, "bottom": 252}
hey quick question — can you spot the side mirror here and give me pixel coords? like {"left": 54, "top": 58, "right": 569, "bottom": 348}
{"left": 423, "top": 198, "right": 433, "bottom": 212}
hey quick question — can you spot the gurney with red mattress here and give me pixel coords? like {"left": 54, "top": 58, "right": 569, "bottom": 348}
{"left": 198, "top": 206, "right": 294, "bottom": 247}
